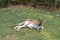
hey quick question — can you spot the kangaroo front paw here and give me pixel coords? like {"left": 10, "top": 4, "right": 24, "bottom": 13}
{"left": 42, "top": 27, "right": 44, "bottom": 29}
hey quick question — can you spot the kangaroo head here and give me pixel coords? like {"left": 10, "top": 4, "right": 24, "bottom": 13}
{"left": 38, "top": 19, "right": 44, "bottom": 26}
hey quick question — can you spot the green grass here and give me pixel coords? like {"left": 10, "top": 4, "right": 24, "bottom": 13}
{"left": 0, "top": 7, "right": 60, "bottom": 40}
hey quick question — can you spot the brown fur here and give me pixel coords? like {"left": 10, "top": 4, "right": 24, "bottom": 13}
{"left": 26, "top": 19, "right": 39, "bottom": 26}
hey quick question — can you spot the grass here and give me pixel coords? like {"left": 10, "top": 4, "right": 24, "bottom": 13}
{"left": 0, "top": 7, "right": 60, "bottom": 40}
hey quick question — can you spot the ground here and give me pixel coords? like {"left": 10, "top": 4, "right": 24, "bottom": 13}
{"left": 0, "top": 6, "right": 60, "bottom": 40}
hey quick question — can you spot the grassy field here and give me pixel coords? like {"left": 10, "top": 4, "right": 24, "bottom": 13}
{"left": 0, "top": 7, "right": 60, "bottom": 40}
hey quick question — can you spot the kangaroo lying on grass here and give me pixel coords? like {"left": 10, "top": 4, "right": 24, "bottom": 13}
{"left": 13, "top": 19, "right": 44, "bottom": 32}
